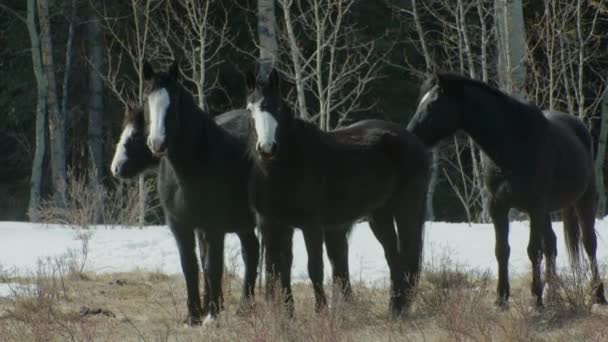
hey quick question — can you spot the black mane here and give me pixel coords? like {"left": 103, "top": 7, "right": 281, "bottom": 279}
{"left": 427, "top": 72, "right": 545, "bottom": 120}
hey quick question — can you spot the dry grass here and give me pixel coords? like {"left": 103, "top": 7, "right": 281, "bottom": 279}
{"left": 1, "top": 253, "right": 608, "bottom": 342}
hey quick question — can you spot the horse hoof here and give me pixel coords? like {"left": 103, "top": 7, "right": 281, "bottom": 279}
{"left": 202, "top": 313, "right": 219, "bottom": 327}
{"left": 493, "top": 299, "right": 509, "bottom": 311}
{"left": 183, "top": 315, "right": 203, "bottom": 327}
{"left": 592, "top": 303, "right": 608, "bottom": 316}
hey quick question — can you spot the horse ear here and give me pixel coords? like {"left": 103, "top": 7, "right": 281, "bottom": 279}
{"left": 434, "top": 72, "right": 448, "bottom": 93}
{"left": 169, "top": 60, "right": 180, "bottom": 80}
{"left": 143, "top": 61, "right": 154, "bottom": 81}
{"left": 245, "top": 70, "right": 256, "bottom": 92}
{"left": 268, "top": 68, "right": 279, "bottom": 89}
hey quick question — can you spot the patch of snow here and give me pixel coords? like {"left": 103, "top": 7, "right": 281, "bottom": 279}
{"left": 0, "top": 219, "right": 607, "bottom": 285}
{"left": 0, "top": 282, "right": 38, "bottom": 298}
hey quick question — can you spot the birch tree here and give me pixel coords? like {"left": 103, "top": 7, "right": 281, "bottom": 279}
{"left": 258, "top": 0, "right": 278, "bottom": 80}
{"left": 278, "top": 0, "right": 381, "bottom": 130}
{"left": 495, "top": 0, "right": 527, "bottom": 100}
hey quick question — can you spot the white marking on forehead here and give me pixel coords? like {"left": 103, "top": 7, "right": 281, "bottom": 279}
{"left": 249, "top": 98, "right": 278, "bottom": 153}
{"left": 111, "top": 124, "right": 134, "bottom": 176}
{"left": 147, "top": 88, "right": 170, "bottom": 144}
{"left": 416, "top": 87, "right": 436, "bottom": 112}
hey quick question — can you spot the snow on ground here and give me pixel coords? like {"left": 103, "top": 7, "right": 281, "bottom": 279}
{"left": 1, "top": 220, "right": 608, "bottom": 287}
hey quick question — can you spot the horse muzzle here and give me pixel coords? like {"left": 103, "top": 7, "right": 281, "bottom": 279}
{"left": 256, "top": 142, "right": 277, "bottom": 160}
{"left": 147, "top": 136, "right": 167, "bottom": 156}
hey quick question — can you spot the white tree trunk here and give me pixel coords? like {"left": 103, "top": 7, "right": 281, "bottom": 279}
{"left": 257, "top": 0, "right": 278, "bottom": 79}
{"left": 495, "top": 0, "right": 527, "bottom": 100}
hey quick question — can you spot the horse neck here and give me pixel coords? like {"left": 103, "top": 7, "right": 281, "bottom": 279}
{"left": 459, "top": 85, "right": 547, "bottom": 170}
{"left": 166, "top": 89, "right": 222, "bottom": 173}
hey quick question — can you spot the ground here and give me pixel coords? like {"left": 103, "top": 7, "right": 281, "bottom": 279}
{"left": 1, "top": 220, "right": 608, "bottom": 341}
{"left": 1, "top": 266, "right": 608, "bottom": 341}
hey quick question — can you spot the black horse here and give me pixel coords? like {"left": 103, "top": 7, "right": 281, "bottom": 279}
{"left": 110, "top": 103, "right": 260, "bottom": 324}
{"left": 244, "top": 69, "right": 429, "bottom": 316}
{"left": 141, "top": 61, "right": 353, "bottom": 323}
{"left": 110, "top": 104, "right": 268, "bottom": 320}
{"left": 407, "top": 72, "right": 607, "bottom": 307}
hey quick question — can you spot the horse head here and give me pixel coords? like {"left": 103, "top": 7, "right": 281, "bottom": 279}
{"left": 142, "top": 60, "right": 182, "bottom": 156}
{"left": 111, "top": 102, "right": 158, "bottom": 178}
{"left": 407, "top": 73, "right": 464, "bottom": 147}
{"left": 245, "top": 68, "right": 288, "bottom": 161}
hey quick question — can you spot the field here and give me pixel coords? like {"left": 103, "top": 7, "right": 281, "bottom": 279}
{"left": 1, "top": 220, "right": 608, "bottom": 341}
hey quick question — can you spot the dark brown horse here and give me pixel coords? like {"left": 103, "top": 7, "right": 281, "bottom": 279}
{"left": 408, "top": 72, "right": 607, "bottom": 307}
{"left": 245, "top": 69, "right": 430, "bottom": 316}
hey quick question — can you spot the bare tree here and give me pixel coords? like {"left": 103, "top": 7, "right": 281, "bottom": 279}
{"left": 38, "top": 0, "right": 67, "bottom": 206}
{"left": 87, "top": 0, "right": 105, "bottom": 185}
{"left": 409, "top": 0, "right": 438, "bottom": 221}
{"left": 278, "top": 0, "right": 381, "bottom": 130}
{"left": 495, "top": 0, "right": 527, "bottom": 100}
{"left": 0, "top": 1, "right": 47, "bottom": 219}
{"left": 166, "top": 0, "right": 231, "bottom": 110}
{"left": 258, "top": 0, "right": 278, "bottom": 79}
{"left": 527, "top": 0, "right": 607, "bottom": 215}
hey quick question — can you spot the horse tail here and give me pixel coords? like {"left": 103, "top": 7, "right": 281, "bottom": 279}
{"left": 562, "top": 206, "right": 582, "bottom": 270}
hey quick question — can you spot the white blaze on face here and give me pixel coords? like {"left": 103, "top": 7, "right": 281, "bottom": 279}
{"left": 147, "top": 88, "right": 170, "bottom": 153}
{"left": 111, "top": 124, "right": 134, "bottom": 177}
{"left": 247, "top": 98, "right": 278, "bottom": 154}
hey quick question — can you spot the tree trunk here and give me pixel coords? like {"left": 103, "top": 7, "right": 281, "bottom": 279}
{"left": 495, "top": 0, "right": 527, "bottom": 100}
{"left": 411, "top": 0, "right": 436, "bottom": 220}
{"left": 26, "top": 0, "right": 46, "bottom": 220}
{"left": 87, "top": 0, "right": 104, "bottom": 185}
{"left": 281, "top": 0, "right": 308, "bottom": 119}
{"left": 596, "top": 89, "right": 608, "bottom": 216}
{"left": 257, "top": 0, "right": 278, "bottom": 79}
{"left": 38, "top": 0, "right": 67, "bottom": 206}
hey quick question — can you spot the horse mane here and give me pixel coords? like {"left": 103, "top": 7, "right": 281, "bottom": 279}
{"left": 431, "top": 72, "right": 545, "bottom": 120}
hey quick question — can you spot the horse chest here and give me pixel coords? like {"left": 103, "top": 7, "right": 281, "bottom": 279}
{"left": 252, "top": 169, "right": 322, "bottom": 225}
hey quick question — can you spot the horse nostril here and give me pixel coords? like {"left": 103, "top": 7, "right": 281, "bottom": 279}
{"left": 256, "top": 142, "right": 277, "bottom": 158}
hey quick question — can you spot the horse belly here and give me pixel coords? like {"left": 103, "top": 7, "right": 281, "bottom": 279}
{"left": 545, "top": 139, "right": 592, "bottom": 210}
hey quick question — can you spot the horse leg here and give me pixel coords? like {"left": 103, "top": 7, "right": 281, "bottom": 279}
{"left": 195, "top": 229, "right": 210, "bottom": 316}
{"left": 489, "top": 199, "right": 510, "bottom": 307}
{"left": 324, "top": 224, "right": 352, "bottom": 301}
{"left": 169, "top": 219, "right": 202, "bottom": 325}
{"left": 369, "top": 207, "right": 402, "bottom": 316}
{"left": 393, "top": 179, "right": 428, "bottom": 312}
{"left": 203, "top": 232, "right": 225, "bottom": 323}
{"left": 260, "top": 217, "right": 295, "bottom": 315}
{"left": 302, "top": 227, "right": 328, "bottom": 312}
{"left": 542, "top": 216, "right": 558, "bottom": 303}
{"left": 575, "top": 186, "right": 608, "bottom": 304}
{"left": 236, "top": 230, "right": 260, "bottom": 314}
{"left": 528, "top": 212, "right": 546, "bottom": 306}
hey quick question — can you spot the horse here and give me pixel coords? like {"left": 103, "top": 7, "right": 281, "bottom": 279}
{"left": 244, "top": 68, "right": 429, "bottom": 316}
{"left": 110, "top": 103, "right": 263, "bottom": 322}
{"left": 111, "top": 103, "right": 159, "bottom": 178}
{"left": 407, "top": 72, "right": 607, "bottom": 307}
{"left": 141, "top": 61, "right": 353, "bottom": 322}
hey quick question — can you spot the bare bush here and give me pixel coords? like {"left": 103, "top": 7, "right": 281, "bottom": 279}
{"left": 31, "top": 168, "right": 148, "bottom": 226}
